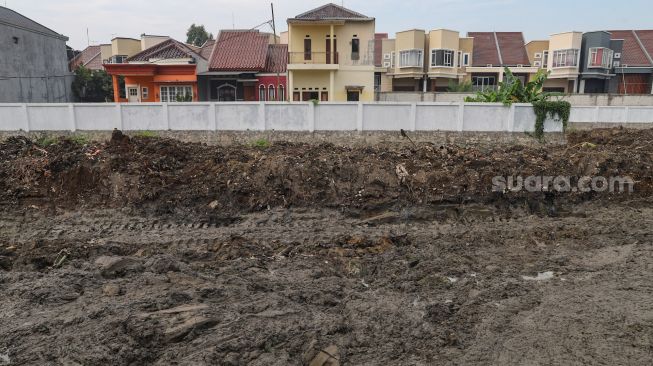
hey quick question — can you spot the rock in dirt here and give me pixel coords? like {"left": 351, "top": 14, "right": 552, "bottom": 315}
{"left": 102, "top": 284, "right": 122, "bottom": 297}
{"left": 522, "top": 271, "right": 555, "bottom": 281}
{"left": 308, "top": 345, "right": 340, "bottom": 366}
{"left": 95, "top": 256, "right": 141, "bottom": 278}
{"left": 164, "top": 316, "right": 217, "bottom": 343}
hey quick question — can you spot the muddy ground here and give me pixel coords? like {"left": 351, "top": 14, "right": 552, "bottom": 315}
{"left": 1, "top": 129, "right": 652, "bottom": 365}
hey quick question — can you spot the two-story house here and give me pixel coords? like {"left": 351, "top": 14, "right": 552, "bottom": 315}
{"left": 608, "top": 30, "right": 653, "bottom": 94}
{"left": 386, "top": 29, "right": 427, "bottom": 92}
{"left": 465, "top": 32, "right": 537, "bottom": 91}
{"left": 527, "top": 31, "right": 583, "bottom": 93}
{"left": 578, "top": 31, "right": 622, "bottom": 93}
{"left": 427, "top": 29, "right": 473, "bottom": 91}
{"left": 287, "top": 3, "right": 376, "bottom": 102}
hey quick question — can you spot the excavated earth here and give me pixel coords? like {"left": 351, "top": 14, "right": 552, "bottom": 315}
{"left": 1, "top": 129, "right": 652, "bottom": 365}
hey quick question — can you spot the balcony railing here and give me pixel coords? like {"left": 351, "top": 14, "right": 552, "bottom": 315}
{"left": 288, "top": 51, "right": 374, "bottom": 66}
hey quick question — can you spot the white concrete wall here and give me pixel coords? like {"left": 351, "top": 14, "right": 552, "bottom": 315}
{"left": 1, "top": 102, "right": 652, "bottom": 133}
{"left": 379, "top": 92, "right": 653, "bottom": 106}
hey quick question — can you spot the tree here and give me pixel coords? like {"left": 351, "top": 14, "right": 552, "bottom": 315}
{"left": 71, "top": 66, "right": 113, "bottom": 102}
{"left": 186, "top": 24, "right": 213, "bottom": 47}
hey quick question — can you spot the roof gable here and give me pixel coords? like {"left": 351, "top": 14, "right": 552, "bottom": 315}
{"left": 209, "top": 30, "right": 269, "bottom": 71}
{"left": 468, "top": 32, "right": 529, "bottom": 67}
{"left": 69, "top": 45, "right": 102, "bottom": 70}
{"left": 263, "top": 44, "right": 288, "bottom": 73}
{"left": 609, "top": 30, "right": 652, "bottom": 66}
{"left": 496, "top": 32, "right": 530, "bottom": 66}
{"left": 127, "top": 39, "right": 200, "bottom": 63}
{"left": 0, "top": 6, "right": 67, "bottom": 40}
{"left": 291, "top": 3, "right": 372, "bottom": 21}
{"left": 468, "top": 32, "right": 501, "bottom": 66}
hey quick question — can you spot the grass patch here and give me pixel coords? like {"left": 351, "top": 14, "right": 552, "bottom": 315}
{"left": 134, "top": 131, "right": 158, "bottom": 138}
{"left": 69, "top": 134, "right": 89, "bottom": 145}
{"left": 252, "top": 138, "right": 271, "bottom": 148}
{"left": 35, "top": 136, "right": 58, "bottom": 147}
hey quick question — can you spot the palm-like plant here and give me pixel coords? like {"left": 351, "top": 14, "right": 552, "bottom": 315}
{"left": 465, "top": 67, "right": 551, "bottom": 105}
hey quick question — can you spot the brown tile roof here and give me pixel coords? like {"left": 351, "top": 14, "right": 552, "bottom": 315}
{"left": 209, "top": 30, "right": 269, "bottom": 71}
{"left": 199, "top": 39, "right": 216, "bottom": 60}
{"left": 468, "top": 32, "right": 501, "bottom": 66}
{"left": 633, "top": 30, "right": 653, "bottom": 65}
{"left": 496, "top": 32, "right": 530, "bottom": 66}
{"left": 609, "top": 30, "right": 652, "bottom": 66}
{"left": 69, "top": 45, "right": 102, "bottom": 70}
{"left": 290, "top": 3, "right": 373, "bottom": 21}
{"left": 127, "top": 39, "right": 199, "bottom": 62}
{"left": 263, "top": 44, "right": 288, "bottom": 73}
{"left": 468, "top": 32, "right": 529, "bottom": 67}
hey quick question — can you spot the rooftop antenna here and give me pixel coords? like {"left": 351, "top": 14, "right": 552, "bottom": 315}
{"left": 271, "top": 2, "right": 281, "bottom": 101}
{"left": 87, "top": 28, "right": 90, "bottom": 47}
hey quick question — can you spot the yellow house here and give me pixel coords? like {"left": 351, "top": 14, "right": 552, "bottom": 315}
{"left": 387, "top": 29, "right": 427, "bottom": 91}
{"left": 427, "top": 29, "right": 474, "bottom": 91}
{"left": 526, "top": 31, "right": 582, "bottom": 93}
{"left": 287, "top": 3, "right": 375, "bottom": 102}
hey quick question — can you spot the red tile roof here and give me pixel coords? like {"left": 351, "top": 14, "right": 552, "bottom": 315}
{"left": 609, "top": 30, "right": 652, "bottom": 66}
{"left": 127, "top": 39, "right": 200, "bottom": 62}
{"left": 633, "top": 30, "right": 653, "bottom": 65}
{"left": 199, "top": 39, "right": 216, "bottom": 60}
{"left": 496, "top": 32, "right": 530, "bottom": 66}
{"left": 209, "top": 30, "right": 269, "bottom": 71}
{"left": 263, "top": 44, "right": 288, "bottom": 73}
{"left": 290, "top": 3, "right": 373, "bottom": 21}
{"left": 69, "top": 45, "right": 102, "bottom": 70}
{"left": 468, "top": 32, "right": 529, "bottom": 67}
{"left": 468, "top": 32, "right": 501, "bottom": 66}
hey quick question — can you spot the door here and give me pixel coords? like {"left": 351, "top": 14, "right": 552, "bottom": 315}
{"left": 326, "top": 38, "right": 337, "bottom": 64}
{"left": 217, "top": 85, "right": 236, "bottom": 101}
{"left": 127, "top": 87, "right": 139, "bottom": 102}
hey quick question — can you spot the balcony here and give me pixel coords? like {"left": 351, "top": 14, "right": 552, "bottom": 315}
{"left": 288, "top": 51, "right": 374, "bottom": 70}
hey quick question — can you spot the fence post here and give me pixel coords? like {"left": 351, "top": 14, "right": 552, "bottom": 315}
{"left": 457, "top": 103, "right": 465, "bottom": 132}
{"left": 68, "top": 104, "right": 76, "bottom": 132}
{"left": 508, "top": 104, "right": 516, "bottom": 132}
{"left": 308, "top": 102, "right": 315, "bottom": 132}
{"left": 624, "top": 106, "right": 629, "bottom": 124}
{"left": 258, "top": 102, "right": 266, "bottom": 131}
{"left": 594, "top": 106, "right": 600, "bottom": 123}
{"left": 115, "top": 103, "right": 123, "bottom": 130}
{"left": 22, "top": 104, "right": 30, "bottom": 132}
{"left": 162, "top": 103, "right": 170, "bottom": 130}
{"left": 410, "top": 103, "right": 417, "bottom": 132}
{"left": 357, "top": 103, "right": 364, "bottom": 131}
{"left": 209, "top": 103, "right": 217, "bottom": 131}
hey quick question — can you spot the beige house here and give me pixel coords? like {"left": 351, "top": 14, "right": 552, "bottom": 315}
{"left": 526, "top": 32, "right": 582, "bottom": 93}
{"left": 427, "top": 29, "right": 473, "bottom": 91}
{"left": 102, "top": 34, "right": 170, "bottom": 64}
{"left": 287, "top": 3, "right": 376, "bottom": 102}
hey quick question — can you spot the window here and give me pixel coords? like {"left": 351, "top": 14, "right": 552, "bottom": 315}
{"left": 457, "top": 51, "right": 462, "bottom": 67}
{"left": 217, "top": 84, "right": 236, "bottom": 101}
{"left": 160, "top": 85, "right": 192, "bottom": 102}
{"left": 128, "top": 88, "right": 138, "bottom": 97}
{"left": 142, "top": 87, "right": 149, "bottom": 100}
{"left": 614, "top": 52, "right": 621, "bottom": 59}
{"left": 347, "top": 91, "right": 360, "bottom": 102}
{"left": 462, "top": 53, "right": 470, "bottom": 66}
{"left": 399, "top": 49, "right": 423, "bottom": 68}
{"left": 542, "top": 51, "right": 549, "bottom": 67}
{"left": 109, "top": 55, "right": 127, "bottom": 64}
{"left": 588, "top": 47, "right": 614, "bottom": 69}
{"left": 279, "top": 85, "right": 285, "bottom": 101}
{"left": 259, "top": 85, "right": 266, "bottom": 101}
{"left": 304, "top": 38, "right": 312, "bottom": 60}
{"left": 534, "top": 53, "right": 542, "bottom": 59}
{"left": 472, "top": 76, "right": 496, "bottom": 91}
{"left": 431, "top": 49, "right": 455, "bottom": 67}
{"left": 268, "top": 85, "right": 276, "bottom": 101}
{"left": 351, "top": 38, "right": 360, "bottom": 61}
{"left": 390, "top": 51, "right": 396, "bottom": 68}
{"left": 552, "top": 49, "right": 579, "bottom": 68}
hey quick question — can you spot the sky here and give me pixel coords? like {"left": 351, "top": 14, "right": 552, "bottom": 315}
{"left": 5, "top": 0, "right": 653, "bottom": 50}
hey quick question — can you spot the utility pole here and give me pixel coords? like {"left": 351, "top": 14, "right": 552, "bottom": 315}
{"left": 271, "top": 3, "right": 281, "bottom": 101}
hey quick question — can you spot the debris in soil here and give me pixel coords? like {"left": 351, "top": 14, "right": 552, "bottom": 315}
{"left": 1, "top": 129, "right": 652, "bottom": 365}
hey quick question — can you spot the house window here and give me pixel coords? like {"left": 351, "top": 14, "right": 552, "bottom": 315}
{"left": 259, "top": 85, "right": 266, "bottom": 101}
{"left": 142, "top": 87, "right": 149, "bottom": 100}
{"left": 534, "top": 53, "right": 542, "bottom": 59}
{"left": 431, "top": 49, "right": 455, "bottom": 67}
{"left": 304, "top": 38, "right": 312, "bottom": 61}
{"left": 268, "top": 85, "right": 276, "bottom": 101}
{"left": 472, "top": 76, "right": 496, "bottom": 91}
{"left": 160, "top": 85, "right": 192, "bottom": 102}
{"left": 588, "top": 47, "right": 614, "bottom": 69}
{"left": 462, "top": 53, "right": 470, "bottom": 66}
{"left": 542, "top": 51, "right": 549, "bottom": 67}
{"left": 109, "top": 55, "right": 127, "bottom": 64}
{"left": 347, "top": 91, "right": 360, "bottom": 102}
{"left": 279, "top": 85, "right": 285, "bottom": 101}
{"left": 552, "top": 49, "right": 579, "bottom": 68}
{"left": 399, "top": 49, "right": 423, "bottom": 68}
{"left": 457, "top": 51, "right": 462, "bottom": 67}
{"left": 351, "top": 38, "right": 360, "bottom": 60}
{"left": 390, "top": 51, "right": 396, "bottom": 68}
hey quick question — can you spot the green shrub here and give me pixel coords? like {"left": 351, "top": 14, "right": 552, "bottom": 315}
{"left": 135, "top": 131, "right": 158, "bottom": 138}
{"left": 35, "top": 136, "right": 58, "bottom": 147}
{"left": 252, "top": 138, "right": 271, "bottom": 148}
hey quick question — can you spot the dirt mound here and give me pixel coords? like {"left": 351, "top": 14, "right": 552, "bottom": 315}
{"left": 1, "top": 129, "right": 652, "bottom": 220}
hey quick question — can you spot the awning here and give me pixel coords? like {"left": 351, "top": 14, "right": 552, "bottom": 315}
{"left": 345, "top": 85, "right": 365, "bottom": 91}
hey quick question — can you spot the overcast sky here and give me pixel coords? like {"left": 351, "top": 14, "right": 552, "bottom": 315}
{"left": 7, "top": 0, "right": 653, "bottom": 50}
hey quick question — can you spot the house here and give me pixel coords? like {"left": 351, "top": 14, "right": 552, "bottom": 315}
{"left": 0, "top": 6, "right": 73, "bottom": 102}
{"left": 102, "top": 35, "right": 170, "bottom": 64}
{"left": 427, "top": 29, "right": 473, "bottom": 91}
{"left": 197, "top": 30, "right": 287, "bottom": 102}
{"left": 527, "top": 31, "right": 583, "bottom": 93}
{"left": 608, "top": 30, "right": 653, "bottom": 94}
{"left": 286, "top": 3, "right": 376, "bottom": 101}
{"left": 578, "top": 31, "right": 621, "bottom": 93}
{"left": 103, "top": 38, "right": 208, "bottom": 102}
{"left": 69, "top": 45, "right": 103, "bottom": 71}
{"left": 466, "top": 32, "right": 537, "bottom": 91}
{"left": 385, "top": 29, "right": 427, "bottom": 92}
